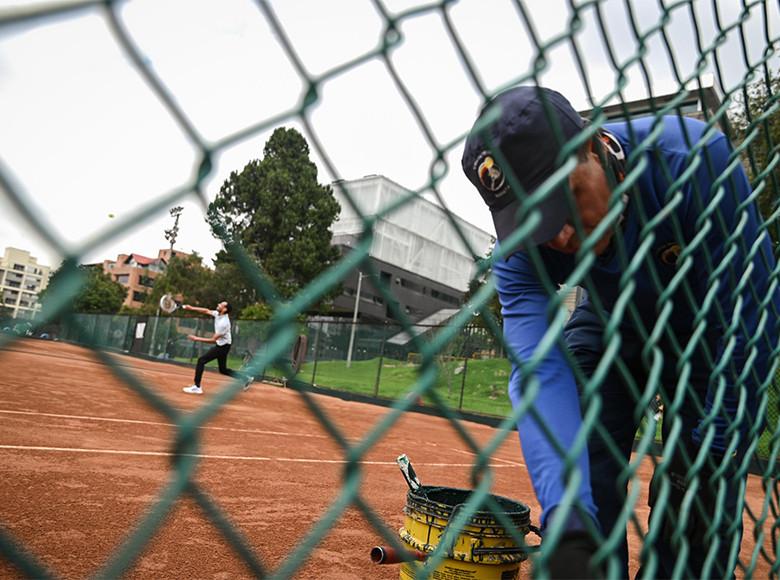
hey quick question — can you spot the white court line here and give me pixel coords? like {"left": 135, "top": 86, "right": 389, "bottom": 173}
{"left": 0, "top": 409, "right": 514, "bottom": 466}
{"left": 0, "top": 444, "right": 518, "bottom": 468}
{"left": 449, "top": 447, "right": 525, "bottom": 468}
{"left": 0, "top": 409, "right": 331, "bottom": 440}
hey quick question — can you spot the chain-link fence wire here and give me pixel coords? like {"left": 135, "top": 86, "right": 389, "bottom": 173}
{"left": 1, "top": 0, "right": 780, "bottom": 578}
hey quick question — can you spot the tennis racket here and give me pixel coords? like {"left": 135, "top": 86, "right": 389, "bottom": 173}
{"left": 159, "top": 293, "right": 182, "bottom": 314}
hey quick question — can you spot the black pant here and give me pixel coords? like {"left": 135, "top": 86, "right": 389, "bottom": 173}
{"left": 564, "top": 301, "right": 747, "bottom": 579}
{"left": 194, "top": 343, "right": 237, "bottom": 386}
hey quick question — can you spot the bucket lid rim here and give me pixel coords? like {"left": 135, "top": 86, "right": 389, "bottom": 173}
{"left": 407, "top": 485, "right": 531, "bottom": 515}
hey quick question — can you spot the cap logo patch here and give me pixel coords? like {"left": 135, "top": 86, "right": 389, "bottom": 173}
{"left": 656, "top": 242, "right": 681, "bottom": 266}
{"left": 477, "top": 153, "right": 506, "bottom": 194}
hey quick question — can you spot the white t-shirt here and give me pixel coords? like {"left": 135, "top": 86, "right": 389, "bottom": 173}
{"left": 211, "top": 311, "right": 232, "bottom": 346}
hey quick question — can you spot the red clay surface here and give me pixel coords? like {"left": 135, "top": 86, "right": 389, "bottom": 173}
{"left": 0, "top": 339, "right": 774, "bottom": 578}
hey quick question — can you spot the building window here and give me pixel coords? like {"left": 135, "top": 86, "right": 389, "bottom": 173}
{"left": 399, "top": 278, "right": 423, "bottom": 293}
{"left": 431, "top": 289, "right": 460, "bottom": 306}
{"left": 7, "top": 281, "right": 20, "bottom": 288}
{"left": 116, "top": 274, "right": 130, "bottom": 284}
{"left": 139, "top": 275, "right": 155, "bottom": 288}
{"left": 132, "top": 291, "right": 147, "bottom": 302}
{"left": 12, "top": 264, "right": 24, "bottom": 271}
{"left": 678, "top": 102, "right": 698, "bottom": 114}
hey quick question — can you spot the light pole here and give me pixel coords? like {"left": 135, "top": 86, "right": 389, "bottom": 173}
{"left": 346, "top": 271, "right": 363, "bottom": 368}
{"left": 153, "top": 205, "right": 183, "bottom": 357}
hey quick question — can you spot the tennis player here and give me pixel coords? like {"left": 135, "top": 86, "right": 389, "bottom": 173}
{"left": 182, "top": 300, "right": 250, "bottom": 394}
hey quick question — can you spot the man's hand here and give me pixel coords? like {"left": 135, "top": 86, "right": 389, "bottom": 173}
{"left": 182, "top": 304, "right": 190, "bottom": 310}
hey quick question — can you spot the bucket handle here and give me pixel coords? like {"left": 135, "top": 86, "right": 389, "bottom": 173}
{"left": 520, "top": 524, "right": 543, "bottom": 553}
{"left": 440, "top": 506, "right": 544, "bottom": 557}
{"left": 439, "top": 503, "right": 466, "bottom": 558}
{"left": 470, "top": 525, "right": 543, "bottom": 556}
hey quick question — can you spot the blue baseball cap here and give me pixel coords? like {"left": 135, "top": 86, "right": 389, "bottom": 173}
{"left": 461, "top": 86, "right": 585, "bottom": 246}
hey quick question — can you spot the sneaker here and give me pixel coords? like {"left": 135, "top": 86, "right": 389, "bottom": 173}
{"left": 182, "top": 385, "right": 203, "bottom": 395}
{"left": 242, "top": 376, "right": 253, "bottom": 391}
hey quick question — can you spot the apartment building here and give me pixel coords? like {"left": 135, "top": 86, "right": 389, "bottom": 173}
{"left": 101, "top": 248, "right": 189, "bottom": 309}
{"left": 0, "top": 247, "right": 52, "bottom": 319}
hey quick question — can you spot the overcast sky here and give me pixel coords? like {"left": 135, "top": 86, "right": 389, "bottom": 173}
{"left": 1, "top": 0, "right": 778, "bottom": 270}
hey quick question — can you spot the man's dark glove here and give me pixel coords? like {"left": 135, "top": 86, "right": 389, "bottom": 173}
{"left": 544, "top": 531, "right": 603, "bottom": 579}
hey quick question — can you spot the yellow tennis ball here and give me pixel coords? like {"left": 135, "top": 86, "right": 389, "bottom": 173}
{"left": 108, "top": 213, "right": 115, "bottom": 218}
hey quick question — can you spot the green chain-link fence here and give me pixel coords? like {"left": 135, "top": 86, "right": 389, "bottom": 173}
{"left": 33, "top": 314, "right": 513, "bottom": 417}
{"left": 2, "top": 1, "right": 780, "bottom": 578}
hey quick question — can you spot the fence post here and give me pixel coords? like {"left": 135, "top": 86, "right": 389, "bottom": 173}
{"left": 160, "top": 317, "right": 172, "bottom": 359}
{"left": 189, "top": 318, "right": 200, "bottom": 363}
{"left": 373, "top": 330, "right": 386, "bottom": 397}
{"left": 123, "top": 316, "right": 132, "bottom": 352}
{"left": 346, "top": 272, "right": 364, "bottom": 368}
{"left": 458, "top": 357, "right": 468, "bottom": 411}
{"left": 88, "top": 314, "right": 97, "bottom": 344}
{"left": 149, "top": 310, "right": 160, "bottom": 357}
{"left": 311, "top": 320, "right": 323, "bottom": 385}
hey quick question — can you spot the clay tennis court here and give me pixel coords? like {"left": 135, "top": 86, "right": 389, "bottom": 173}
{"left": 0, "top": 339, "right": 774, "bottom": 578}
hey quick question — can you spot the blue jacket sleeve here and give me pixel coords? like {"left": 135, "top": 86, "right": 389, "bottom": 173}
{"left": 493, "top": 248, "right": 597, "bottom": 527}
{"left": 685, "top": 132, "right": 779, "bottom": 453}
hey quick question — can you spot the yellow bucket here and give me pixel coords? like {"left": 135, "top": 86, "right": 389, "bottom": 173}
{"left": 398, "top": 486, "right": 532, "bottom": 580}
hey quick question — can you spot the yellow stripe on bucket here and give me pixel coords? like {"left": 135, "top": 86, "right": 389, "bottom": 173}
{"left": 398, "top": 486, "right": 532, "bottom": 580}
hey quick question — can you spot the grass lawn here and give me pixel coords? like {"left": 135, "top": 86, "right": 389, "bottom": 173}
{"left": 174, "top": 352, "right": 778, "bottom": 464}
{"left": 298, "top": 357, "right": 514, "bottom": 417}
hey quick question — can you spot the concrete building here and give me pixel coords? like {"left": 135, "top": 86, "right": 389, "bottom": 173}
{"left": 324, "top": 82, "right": 727, "bottom": 329}
{"left": 329, "top": 175, "right": 494, "bottom": 324}
{"left": 582, "top": 76, "right": 724, "bottom": 130}
{"left": 0, "top": 247, "right": 51, "bottom": 319}
{"left": 101, "top": 248, "right": 189, "bottom": 309}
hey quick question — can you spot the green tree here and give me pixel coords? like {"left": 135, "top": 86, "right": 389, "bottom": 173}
{"left": 729, "top": 69, "right": 780, "bottom": 235}
{"left": 463, "top": 246, "right": 502, "bottom": 330}
{"left": 42, "top": 265, "right": 127, "bottom": 314}
{"left": 239, "top": 302, "right": 274, "bottom": 320}
{"left": 208, "top": 250, "right": 260, "bottom": 313}
{"left": 206, "top": 127, "right": 341, "bottom": 303}
{"left": 146, "top": 253, "right": 218, "bottom": 313}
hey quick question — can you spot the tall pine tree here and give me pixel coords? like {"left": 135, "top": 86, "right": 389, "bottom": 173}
{"left": 207, "top": 128, "right": 341, "bottom": 301}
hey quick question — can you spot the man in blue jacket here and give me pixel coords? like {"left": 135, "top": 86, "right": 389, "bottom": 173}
{"left": 461, "top": 86, "right": 778, "bottom": 578}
